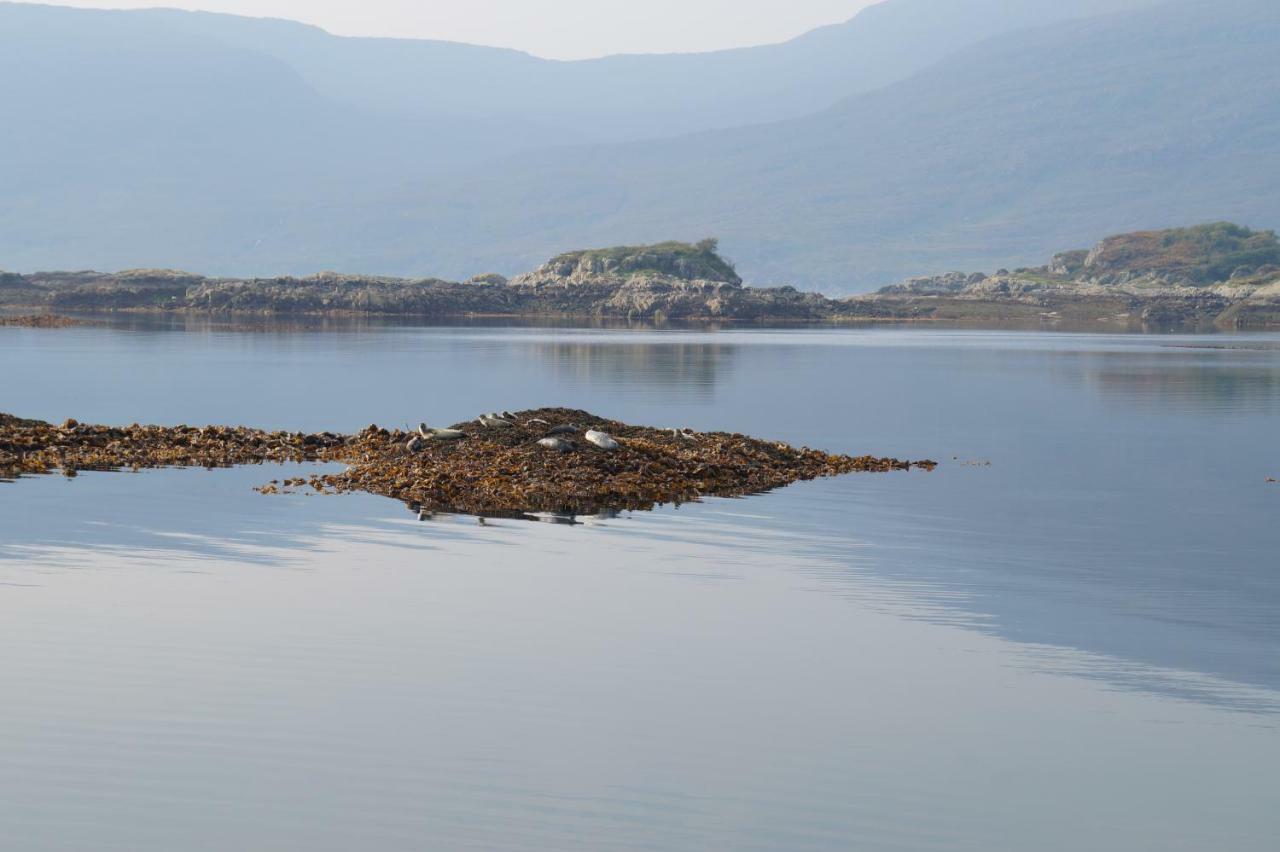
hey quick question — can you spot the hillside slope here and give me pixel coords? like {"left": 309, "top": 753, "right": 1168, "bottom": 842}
{"left": 351, "top": 0, "right": 1279, "bottom": 290}
{"left": 0, "top": 0, "right": 1152, "bottom": 144}
{"left": 0, "top": 0, "right": 1270, "bottom": 287}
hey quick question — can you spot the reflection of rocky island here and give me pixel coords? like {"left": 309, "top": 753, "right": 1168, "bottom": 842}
{"left": 0, "top": 314, "right": 91, "bottom": 328}
{"left": 4, "top": 225, "right": 1280, "bottom": 327}
{"left": 528, "top": 340, "right": 735, "bottom": 393}
{"left": 1083, "top": 357, "right": 1280, "bottom": 414}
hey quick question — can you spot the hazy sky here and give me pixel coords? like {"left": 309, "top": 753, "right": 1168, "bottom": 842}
{"left": 47, "top": 0, "right": 880, "bottom": 59}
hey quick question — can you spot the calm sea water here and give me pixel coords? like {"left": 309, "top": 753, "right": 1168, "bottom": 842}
{"left": 2, "top": 320, "right": 1278, "bottom": 851}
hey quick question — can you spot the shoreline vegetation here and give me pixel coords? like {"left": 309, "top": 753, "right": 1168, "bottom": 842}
{"left": 4, "top": 225, "right": 1280, "bottom": 329}
{"left": 0, "top": 409, "right": 935, "bottom": 518}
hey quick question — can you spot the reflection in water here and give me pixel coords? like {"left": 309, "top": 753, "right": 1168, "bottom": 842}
{"left": 43, "top": 311, "right": 736, "bottom": 337}
{"left": 3, "top": 460, "right": 1278, "bottom": 718}
{"left": 1087, "top": 358, "right": 1280, "bottom": 413}
{"left": 0, "top": 465, "right": 418, "bottom": 568}
{"left": 1, "top": 327, "right": 1278, "bottom": 700}
{"left": 528, "top": 340, "right": 736, "bottom": 394}
{"left": 6, "top": 496, "right": 1278, "bottom": 851}
{"left": 2, "top": 326, "right": 1278, "bottom": 702}
{"left": 417, "top": 508, "right": 621, "bottom": 526}
{"left": 2, "top": 324, "right": 1280, "bottom": 850}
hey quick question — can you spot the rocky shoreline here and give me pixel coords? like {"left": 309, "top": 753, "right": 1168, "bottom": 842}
{"left": 862, "top": 223, "right": 1280, "bottom": 328}
{"left": 4, "top": 227, "right": 1279, "bottom": 328}
{"left": 0, "top": 409, "right": 934, "bottom": 517}
{"left": 0, "top": 314, "right": 92, "bottom": 328}
{"left": 0, "top": 269, "right": 891, "bottom": 324}
{"left": 0, "top": 243, "right": 864, "bottom": 323}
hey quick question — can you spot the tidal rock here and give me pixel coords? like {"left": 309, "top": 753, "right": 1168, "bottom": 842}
{"left": 0, "top": 406, "right": 936, "bottom": 516}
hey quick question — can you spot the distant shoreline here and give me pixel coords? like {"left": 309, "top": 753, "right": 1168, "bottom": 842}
{"left": 3, "top": 293, "right": 1275, "bottom": 331}
{"left": 1, "top": 306, "right": 1265, "bottom": 335}
{"left": 6, "top": 227, "right": 1280, "bottom": 329}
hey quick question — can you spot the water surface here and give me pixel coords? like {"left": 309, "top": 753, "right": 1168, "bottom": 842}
{"left": 2, "top": 321, "right": 1278, "bottom": 850}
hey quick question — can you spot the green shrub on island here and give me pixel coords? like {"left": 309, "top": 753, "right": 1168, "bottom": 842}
{"left": 545, "top": 238, "right": 741, "bottom": 285}
{"left": 1085, "top": 223, "right": 1280, "bottom": 284}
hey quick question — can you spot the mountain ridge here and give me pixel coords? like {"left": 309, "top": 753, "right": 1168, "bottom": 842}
{"left": 0, "top": 0, "right": 1155, "bottom": 139}
{"left": 344, "top": 0, "right": 1278, "bottom": 290}
{"left": 0, "top": 0, "right": 1272, "bottom": 289}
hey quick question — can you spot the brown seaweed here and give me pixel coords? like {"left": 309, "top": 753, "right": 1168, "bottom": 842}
{"left": 0, "top": 409, "right": 935, "bottom": 516}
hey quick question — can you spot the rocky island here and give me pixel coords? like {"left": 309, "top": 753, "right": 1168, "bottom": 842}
{"left": 3, "top": 225, "right": 1279, "bottom": 327}
{"left": 861, "top": 223, "right": 1280, "bottom": 328}
{"left": 0, "top": 409, "right": 934, "bottom": 518}
{"left": 0, "top": 239, "right": 853, "bottom": 323}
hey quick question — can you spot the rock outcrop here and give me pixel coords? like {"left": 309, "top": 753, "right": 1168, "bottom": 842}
{"left": 515, "top": 239, "right": 742, "bottom": 287}
{"left": 0, "top": 240, "right": 870, "bottom": 322}
{"left": 861, "top": 223, "right": 1280, "bottom": 327}
{"left": 4, "top": 227, "right": 1280, "bottom": 327}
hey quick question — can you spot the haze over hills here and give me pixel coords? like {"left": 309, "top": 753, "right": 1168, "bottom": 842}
{"left": 0, "top": 0, "right": 1155, "bottom": 146}
{"left": 381, "top": 0, "right": 1280, "bottom": 289}
{"left": 1, "top": 0, "right": 1276, "bottom": 291}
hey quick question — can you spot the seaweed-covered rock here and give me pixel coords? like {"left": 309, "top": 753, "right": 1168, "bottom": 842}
{"left": 0, "top": 408, "right": 934, "bottom": 516}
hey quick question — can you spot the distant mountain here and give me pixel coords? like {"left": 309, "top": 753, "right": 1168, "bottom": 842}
{"left": 0, "top": 3, "right": 504, "bottom": 269}
{"left": 0, "top": 0, "right": 1274, "bottom": 289}
{"left": 336, "top": 0, "right": 1280, "bottom": 289}
{"left": 0, "top": 0, "right": 1154, "bottom": 146}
